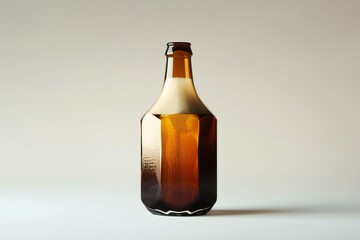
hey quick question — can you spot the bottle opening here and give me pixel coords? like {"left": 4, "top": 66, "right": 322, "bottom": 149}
{"left": 166, "top": 42, "right": 192, "bottom": 56}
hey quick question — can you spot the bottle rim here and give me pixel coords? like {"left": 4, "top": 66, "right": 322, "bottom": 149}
{"left": 167, "top": 42, "right": 191, "bottom": 46}
{"left": 166, "top": 42, "right": 192, "bottom": 56}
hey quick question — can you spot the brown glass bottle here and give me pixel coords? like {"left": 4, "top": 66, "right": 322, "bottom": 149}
{"left": 141, "top": 42, "right": 217, "bottom": 216}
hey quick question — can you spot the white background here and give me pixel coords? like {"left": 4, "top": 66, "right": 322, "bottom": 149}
{"left": 1, "top": 0, "right": 360, "bottom": 239}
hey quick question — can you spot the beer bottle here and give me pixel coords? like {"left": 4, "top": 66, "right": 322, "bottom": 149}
{"left": 141, "top": 42, "right": 217, "bottom": 216}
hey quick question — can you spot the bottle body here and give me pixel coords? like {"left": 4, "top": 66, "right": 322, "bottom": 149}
{"left": 141, "top": 43, "right": 217, "bottom": 216}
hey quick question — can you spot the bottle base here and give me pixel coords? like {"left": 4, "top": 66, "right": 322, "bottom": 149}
{"left": 146, "top": 206, "right": 213, "bottom": 216}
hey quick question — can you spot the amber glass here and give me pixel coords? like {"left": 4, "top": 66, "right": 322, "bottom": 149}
{"left": 141, "top": 42, "right": 217, "bottom": 216}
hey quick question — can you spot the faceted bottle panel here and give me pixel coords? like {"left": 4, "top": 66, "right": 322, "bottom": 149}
{"left": 141, "top": 113, "right": 216, "bottom": 216}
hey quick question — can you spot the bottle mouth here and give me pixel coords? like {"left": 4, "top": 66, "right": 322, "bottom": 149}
{"left": 167, "top": 42, "right": 191, "bottom": 46}
{"left": 166, "top": 42, "right": 192, "bottom": 56}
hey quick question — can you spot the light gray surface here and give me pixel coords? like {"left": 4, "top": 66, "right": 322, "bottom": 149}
{"left": 1, "top": 184, "right": 359, "bottom": 240}
{"left": 1, "top": 0, "right": 360, "bottom": 239}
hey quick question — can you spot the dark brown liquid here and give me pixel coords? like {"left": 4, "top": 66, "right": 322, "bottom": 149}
{"left": 141, "top": 114, "right": 216, "bottom": 216}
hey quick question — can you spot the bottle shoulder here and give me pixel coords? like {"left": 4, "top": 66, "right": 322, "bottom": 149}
{"left": 145, "top": 78, "right": 213, "bottom": 115}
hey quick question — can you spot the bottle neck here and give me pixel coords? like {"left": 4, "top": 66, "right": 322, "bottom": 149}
{"left": 164, "top": 42, "right": 193, "bottom": 80}
{"left": 165, "top": 55, "right": 193, "bottom": 79}
{"left": 149, "top": 42, "right": 210, "bottom": 114}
